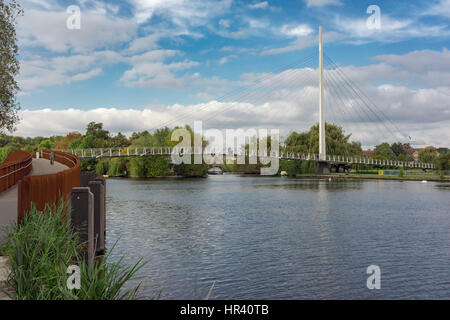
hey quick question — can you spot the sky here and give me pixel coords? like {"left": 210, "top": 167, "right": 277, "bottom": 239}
{"left": 11, "top": 0, "right": 450, "bottom": 148}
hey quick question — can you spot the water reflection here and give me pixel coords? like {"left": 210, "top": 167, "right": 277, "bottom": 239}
{"left": 106, "top": 175, "right": 450, "bottom": 299}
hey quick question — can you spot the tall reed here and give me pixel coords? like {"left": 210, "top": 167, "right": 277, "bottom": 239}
{"left": 4, "top": 201, "right": 147, "bottom": 300}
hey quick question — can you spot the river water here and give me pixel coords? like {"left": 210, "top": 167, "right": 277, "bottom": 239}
{"left": 106, "top": 175, "right": 450, "bottom": 299}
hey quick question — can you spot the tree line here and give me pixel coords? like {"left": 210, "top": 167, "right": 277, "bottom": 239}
{"left": 1, "top": 121, "right": 448, "bottom": 176}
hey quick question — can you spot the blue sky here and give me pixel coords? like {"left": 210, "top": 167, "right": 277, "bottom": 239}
{"left": 13, "top": 0, "right": 450, "bottom": 147}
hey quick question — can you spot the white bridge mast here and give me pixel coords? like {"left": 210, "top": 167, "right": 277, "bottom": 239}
{"left": 318, "top": 26, "right": 326, "bottom": 161}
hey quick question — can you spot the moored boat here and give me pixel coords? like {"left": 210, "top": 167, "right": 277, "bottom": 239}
{"left": 208, "top": 166, "right": 223, "bottom": 175}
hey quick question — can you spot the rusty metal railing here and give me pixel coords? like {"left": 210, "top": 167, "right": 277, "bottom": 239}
{"left": 17, "top": 150, "right": 81, "bottom": 223}
{"left": 0, "top": 150, "right": 33, "bottom": 195}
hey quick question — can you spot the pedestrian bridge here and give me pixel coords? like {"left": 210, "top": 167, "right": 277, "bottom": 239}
{"left": 65, "top": 147, "right": 434, "bottom": 169}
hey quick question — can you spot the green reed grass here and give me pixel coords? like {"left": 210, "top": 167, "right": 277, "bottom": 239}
{"left": 3, "top": 201, "right": 148, "bottom": 300}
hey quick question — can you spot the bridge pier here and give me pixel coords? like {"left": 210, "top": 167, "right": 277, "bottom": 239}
{"left": 317, "top": 161, "right": 330, "bottom": 175}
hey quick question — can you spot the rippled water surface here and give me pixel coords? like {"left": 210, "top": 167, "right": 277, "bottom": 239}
{"left": 106, "top": 175, "right": 450, "bottom": 299}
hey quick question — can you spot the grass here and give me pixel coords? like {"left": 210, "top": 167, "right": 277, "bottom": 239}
{"left": 3, "top": 201, "right": 149, "bottom": 300}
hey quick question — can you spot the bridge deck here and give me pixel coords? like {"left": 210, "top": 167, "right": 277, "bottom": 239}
{"left": 0, "top": 158, "right": 68, "bottom": 244}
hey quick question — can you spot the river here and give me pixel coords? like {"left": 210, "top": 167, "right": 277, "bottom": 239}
{"left": 106, "top": 175, "right": 450, "bottom": 299}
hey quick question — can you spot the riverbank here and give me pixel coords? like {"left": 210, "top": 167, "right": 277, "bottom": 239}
{"left": 295, "top": 174, "right": 450, "bottom": 182}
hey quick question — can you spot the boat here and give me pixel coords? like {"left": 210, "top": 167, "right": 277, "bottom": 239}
{"left": 208, "top": 167, "right": 223, "bottom": 175}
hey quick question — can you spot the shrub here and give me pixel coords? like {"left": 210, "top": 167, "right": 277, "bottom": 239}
{"left": 4, "top": 201, "right": 147, "bottom": 300}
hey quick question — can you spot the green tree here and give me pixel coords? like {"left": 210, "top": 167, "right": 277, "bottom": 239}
{"left": 39, "top": 139, "right": 54, "bottom": 150}
{"left": 418, "top": 146, "right": 438, "bottom": 163}
{"left": 397, "top": 153, "right": 413, "bottom": 162}
{"left": 434, "top": 153, "right": 450, "bottom": 173}
{"left": 85, "top": 122, "right": 110, "bottom": 140}
{"left": 0, "top": 0, "right": 23, "bottom": 133}
{"left": 373, "top": 142, "right": 396, "bottom": 160}
{"left": 284, "top": 123, "right": 363, "bottom": 156}
{"left": 111, "top": 132, "right": 130, "bottom": 148}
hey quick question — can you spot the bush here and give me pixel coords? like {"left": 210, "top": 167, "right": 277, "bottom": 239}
{"left": 145, "top": 156, "right": 170, "bottom": 177}
{"left": 4, "top": 201, "right": 147, "bottom": 300}
{"left": 129, "top": 158, "right": 145, "bottom": 177}
{"left": 95, "top": 160, "right": 109, "bottom": 175}
{"left": 107, "top": 158, "right": 128, "bottom": 176}
{"left": 0, "top": 146, "right": 14, "bottom": 163}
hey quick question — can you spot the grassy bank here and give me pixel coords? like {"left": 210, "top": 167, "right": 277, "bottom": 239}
{"left": 295, "top": 173, "right": 450, "bottom": 182}
{"left": 2, "top": 202, "right": 148, "bottom": 300}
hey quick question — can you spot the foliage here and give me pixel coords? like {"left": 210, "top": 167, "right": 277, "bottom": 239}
{"left": 373, "top": 142, "right": 396, "bottom": 160}
{"left": 95, "top": 159, "right": 110, "bottom": 175}
{"left": 397, "top": 153, "right": 413, "bottom": 162}
{"left": 434, "top": 152, "right": 450, "bottom": 173}
{"left": 54, "top": 132, "right": 83, "bottom": 150}
{"left": 4, "top": 201, "right": 147, "bottom": 300}
{"left": 0, "top": 0, "right": 23, "bottom": 133}
{"left": 107, "top": 158, "right": 128, "bottom": 176}
{"left": 39, "top": 139, "right": 54, "bottom": 150}
{"left": 418, "top": 146, "right": 438, "bottom": 163}
{"left": 0, "top": 145, "right": 13, "bottom": 162}
{"left": 80, "top": 158, "right": 96, "bottom": 172}
{"left": 145, "top": 156, "right": 171, "bottom": 177}
{"left": 284, "top": 123, "right": 363, "bottom": 156}
{"left": 391, "top": 142, "right": 414, "bottom": 157}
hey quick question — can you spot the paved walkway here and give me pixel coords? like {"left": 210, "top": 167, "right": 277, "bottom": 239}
{"left": 0, "top": 158, "right": 68, "bottom": 244}
{"left": 0, "top": 158, "right": 68, "bottom": 299}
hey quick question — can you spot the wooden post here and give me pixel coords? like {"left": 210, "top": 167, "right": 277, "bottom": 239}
{"left": 70, "top": 187, "right": 94, "bottom": 265}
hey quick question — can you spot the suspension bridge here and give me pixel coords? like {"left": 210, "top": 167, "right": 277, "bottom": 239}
{"left": 63, "top": 27, "right": 434, "bottom": 171}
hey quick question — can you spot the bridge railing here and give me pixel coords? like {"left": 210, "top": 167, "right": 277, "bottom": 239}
{"left": 0, "top": 150, "right": 33, "bottom": 195}
{"left": 65, "top": 147, "right": 434, "bottom": 169}
{"left": 17, "top": 150, "right": 81, "bottom": 223}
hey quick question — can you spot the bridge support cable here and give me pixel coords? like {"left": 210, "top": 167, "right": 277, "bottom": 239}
{"left": 325, "top": 54, "right": 410, "bottom": 142}
{"left": 324, "top": 56, "right": 400, "bottom": 141}
{"left": 324, "top": 54, "right": 409, "bottom": 143}
{"left": 198, "top": 56, "right": 321, "bottom": 126}
{"left": 146, "top": 52, "right": 317, "bottom": 131}
{"left": 324, "top": 65, "right": 382, "bottom": 147}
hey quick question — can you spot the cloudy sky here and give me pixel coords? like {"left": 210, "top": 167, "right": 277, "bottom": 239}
{"left": 13, "top": 0, "right": 450, "bottom": 148}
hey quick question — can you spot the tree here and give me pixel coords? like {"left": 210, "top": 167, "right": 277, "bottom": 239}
{"left": 397, "top": 153, "right": 413, "bottom": 162}
{"left": 85, "top": 122, "right": 110, "bottom": 140}
{"left": 284, "top": 123, "right": 363, "bottom": 156}
{"left": 54, "top": 131, "right": 82, "bottom": 150}
{"left": 373, "top": 142, "right": 396, "bottom": 160}
{"left": 39, "top": 139, "right": 54, "bottom": 150}
{"left": 111, "top": 132, "right": 130, "bottom": 148}
{"left": 418, "top": 146, "right": 438, "bottom": 163}
{"left": 0, "top": 0, "right": 23, "bottom": 133}
{"left": 434, "top": 153, "right": 450, "bottom": 173}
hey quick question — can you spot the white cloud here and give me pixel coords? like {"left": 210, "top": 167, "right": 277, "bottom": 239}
{"left": 219, "top": 19, "right": 231, "bottom": 28}
{"left": 131, "top": 0, "right": 233, "bottom": 25}
{"left": 18, "top": 51, "right": 123, "bottom": 92}
{"left": 422, "top": 0, "right": 450, "bottom": 18}
{"left": 248, "top": 1, "right": 269, "bottom": 10}
{"left": 262, "top": 31, "right": 342, "bottom": 55}
{"left": 280, "top": 24, "right": 314, "bottom": 37}
{"left": 304, "top": 0, "right": 341, "bottom": 7}
{"left": 18, "top": 9, "right": 137, "bottom": 53}
{"left": 333, "top": 14, "right": 449, "bottom": 42}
